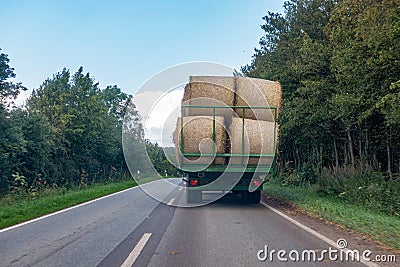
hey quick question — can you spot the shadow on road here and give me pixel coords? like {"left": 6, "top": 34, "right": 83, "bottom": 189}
{"left": 202, "top": 192, "right": 262, "bottom": 207}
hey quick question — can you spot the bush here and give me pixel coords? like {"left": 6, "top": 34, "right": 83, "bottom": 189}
{"left": 278, "top": 162, "right": 318, "bottom": 186}
{"left": 276, "top": 163, "right": 400, "bottom": 215}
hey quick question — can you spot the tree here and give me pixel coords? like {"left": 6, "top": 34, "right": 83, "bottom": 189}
{"left": 0, "top": 49, "right": 27, "bottom": 194}
{"left": 0, "top": 52, "right": 164, "bottom": 195}
{"left": 0, "top": 48, "right": 26, "bottom": 107}
{"left": 242, "top": 0, "right": 400, "bottom": 174}
{"left": 27, "top": 67, "right": 134, "bottom": 185}
{"left": 0, "top": 106, "right": 27, "bottom": 194}
{"left": 13, "top": 110, "right": 54, "bottom": 186}
{"left": 243, "top": 0, "right": 338, "bottom": 169}
{"left": 145, "top": 141, "right": 179, "bottom": 176}
{"left": 378, "top": 81, "right": 400, "bottom": 126}
{"left": 330, "top": 0, "right": 400, "bottom": 171}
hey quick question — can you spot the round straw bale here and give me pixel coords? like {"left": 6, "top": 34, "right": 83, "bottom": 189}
{"left": 184, "top": 76, "right": 235, "bottom": 117}
{"left": 182, "top": 97, "right": 235, "bottom": 122}
{"left": 235, "top": 77, "right": 282, "bottom": 122}
{"left": 174, "top": 116, "right": 227, "bottom": 167}
{"left": 229, "top": 117, "right": 277, "bottom": 166}
{"left": 182, "top": 83, "right": 191, "bottom": 103}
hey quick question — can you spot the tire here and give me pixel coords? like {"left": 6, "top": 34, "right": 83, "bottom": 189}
{"left": 241, "top": 190, "right": 261, "bottom": 204}
{"left": 186, "top": 189, "right": 202, "bottom": 203}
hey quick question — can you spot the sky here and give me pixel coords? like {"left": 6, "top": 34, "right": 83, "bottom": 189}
{"left": 1, "top": 0, "right": 285, "bottom": 145}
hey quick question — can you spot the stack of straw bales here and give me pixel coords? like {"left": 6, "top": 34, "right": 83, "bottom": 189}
{"left": 174, "top": 76, "right": 282, "bottom": 168}
{"left": 229, "top": 77, "right": 281, "bottom": 165}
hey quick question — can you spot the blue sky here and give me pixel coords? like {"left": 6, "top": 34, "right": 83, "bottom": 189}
{"left": 1, "top": 0, "right": 285, "bottom": 102}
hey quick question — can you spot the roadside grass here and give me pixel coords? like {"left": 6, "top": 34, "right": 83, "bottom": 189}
{"left": 263, "top": 183, "right": 400, "bottom": 250}
{"left": 0, "top": 179, "right": 137, "bottom": 230}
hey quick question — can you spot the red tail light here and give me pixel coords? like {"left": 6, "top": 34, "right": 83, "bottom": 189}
{"left": 253, "top": 180, "right": 262, "bottom": 187}
{"left": 190, "top": 179, "right": 199, "bottom": 186}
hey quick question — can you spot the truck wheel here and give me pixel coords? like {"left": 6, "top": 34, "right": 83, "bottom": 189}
{"left": 186, "top": 189, "right": 202, "bottom": 203}
{"left": 241, "top": 190, "right": 261, "bottom": 204}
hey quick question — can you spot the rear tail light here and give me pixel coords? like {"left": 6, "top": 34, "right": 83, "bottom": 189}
{"left": 253, "top": 180, "right": 262, "bottom": 187}
{"left": 190, "top": 179, "right": 199, "bottom": 186}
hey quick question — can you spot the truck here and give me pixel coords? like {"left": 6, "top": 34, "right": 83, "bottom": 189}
{"left": 176, "top": 76, "right": 281, "bottom": 204}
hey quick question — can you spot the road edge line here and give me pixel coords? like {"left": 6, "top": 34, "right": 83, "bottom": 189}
{"left": 121, "top": 233, "right": 152, "bottom": 267}
{"left": 260, "top": 201, "right": 380, "bottom": 267}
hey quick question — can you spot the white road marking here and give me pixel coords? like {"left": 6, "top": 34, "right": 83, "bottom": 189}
{"left": 121, "top": 233, "right": 152, "bottom": 267}
{"left": 178, "top": 187, "right": 183, "bottom": 191}
{"left": 167, "top": 198, "right": 175, "bottom": 206}
{"left": 0, "top": 179, "right": 168, "bottom": 233}
{"left": 260, "top": 202, "right": 379, "bottom": 267}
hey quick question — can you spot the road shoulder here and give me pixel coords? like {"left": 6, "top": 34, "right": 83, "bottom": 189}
{"left": 261, "top": 194, "right": 400, "bottom": 267}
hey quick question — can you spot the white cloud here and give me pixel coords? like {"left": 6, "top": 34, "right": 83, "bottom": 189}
{"left": 133, "top": 89, "right": 184, "bottom": 146}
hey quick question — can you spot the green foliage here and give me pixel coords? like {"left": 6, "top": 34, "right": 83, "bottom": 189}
{"left": 243, "top": 0, "right": 400, "bottom": 174}
{"left": 0, "top": 108, "right": 27, "bottom": 194}
{"left": 0, "top": 50, "right": 174, "bottom": 196}
{"left": 10, "top": 172, "right": 28, "bottom": 194}
{"left": 377, "top": 80, "right": 400, "bottom": 126}
{"left": 26, "top": 67, "right": 134, "bottom": 187}
{"left": 273, "top": 163, "right": 400, "bottom": 215}
{"left": 145, "top": 141, "right": 179, "bottom": 177}
{"left": 280, "top": 162, "right": 317, "bottom": 186}
{"left": 321, "top": 166, "right": 400, "bottom": 214}
{"left": 247, "top": 1, "right": 400, "bottom": 231}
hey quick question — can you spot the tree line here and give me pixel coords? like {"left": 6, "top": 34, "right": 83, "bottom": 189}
{"left": 242, "top": 0, "right": 400, "bottom": 176}
{"left": 0, "top": 51, "right": 177, "bottom": 196}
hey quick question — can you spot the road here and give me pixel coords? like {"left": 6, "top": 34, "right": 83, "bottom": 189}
{"left": 0, "top": 178, "right": 368, "bottom": 266}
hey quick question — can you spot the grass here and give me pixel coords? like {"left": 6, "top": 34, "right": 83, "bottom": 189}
{"left": 263, "top": 183, "right": 400, "bottom": 251}
{"left": 0, "top": 179, "right": 137, "bottom": 229}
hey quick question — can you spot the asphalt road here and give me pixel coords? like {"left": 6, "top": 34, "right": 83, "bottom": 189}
{"left": 0, "top": 178, "right": 367, "bottom": 267}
